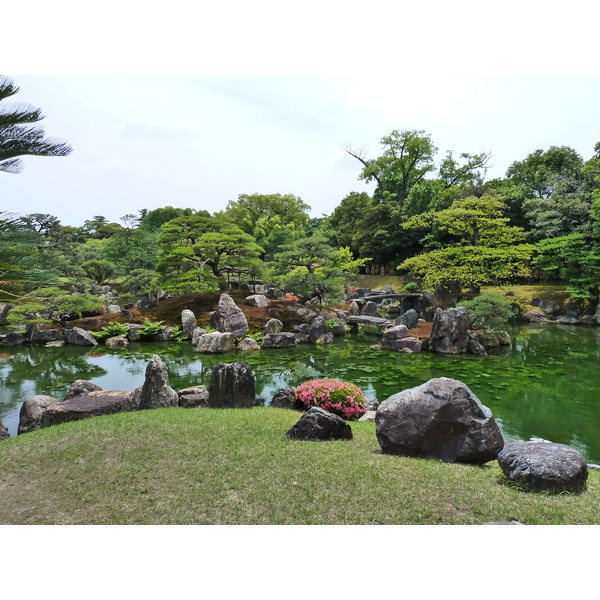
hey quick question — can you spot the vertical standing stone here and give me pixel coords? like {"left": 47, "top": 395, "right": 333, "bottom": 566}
{"left": 181, "top": 309, "right": 197, "bottom": 339}
{"left": 209, "top": 362, "right": 255, "bottom": 408}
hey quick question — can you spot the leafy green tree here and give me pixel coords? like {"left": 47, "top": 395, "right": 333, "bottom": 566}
{"left": 506, "top": 145, "right": 584, "bottom": 199}
{"left": 533, "top": 233, "right": 600, "bottom": 300}
{"left": 221, "top": 193, "right": 310, "bottom": 260}
{"left": 0, "top": 76, "right": 72, "bottom": 174}
{"left": 399, "top": 194, "right": 535, "bottom": 292}
{"left": 80, "top": 259, "right": 118, "bottom": 284}
{"left": 155, "top": 215, "right": 264, "bottom": 294}
{"left": 329, "top": 191, "right": 371, "bottom": 251}
{"left": 523, "top": 176, "right": 592, "bottom": 241}
{"left": 346, "top": 129, "right": 438, "bottom": 207}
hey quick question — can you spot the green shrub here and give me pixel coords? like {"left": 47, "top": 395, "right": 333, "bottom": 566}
{"left": 138, "top": 319, "right": 166, "bottom": 338}
{"left": 462, "top": 292, "right": 514, "bottom": 331}
{"left": 404, "top": 282, "right": 420, "bottom": 293}
{"left": 90, "top": 322, "right": 130, "bottom": 341}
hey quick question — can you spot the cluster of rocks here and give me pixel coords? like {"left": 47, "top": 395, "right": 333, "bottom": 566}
{"left": 281, "top": 376, "right": 590, "bottom": 496}
{"left": 1, "top": 356, "right": 261, "bottom": 438}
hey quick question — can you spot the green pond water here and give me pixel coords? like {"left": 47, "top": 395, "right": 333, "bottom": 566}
{"left": 1, "top": 323, "right": 599, "bottom": 463}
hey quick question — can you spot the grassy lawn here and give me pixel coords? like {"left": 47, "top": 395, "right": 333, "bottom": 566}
{"left": 1, "top": 407, "right": 597, "bottom": 525}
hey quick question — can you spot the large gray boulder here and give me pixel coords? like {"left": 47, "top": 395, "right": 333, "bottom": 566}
{"left": 497, "top": 441, "right": 588, "bottom": 494}
{"left": 64, "top": 327, "right": 98, "bottom": 346}
{"left": 133, "top": 354, "right": 179, "bottom": 410}
{"left": 261, "top": 332, "right": 297, "bottom": 349}
{"left": 209, "top": 362, "right": 255, "bottom": 408}
{"left": 264, "top": 318, "right": 283, "bottom": 334}
{"left": 376, "top": 377, "right": 504, "bottom": 464}
{"left": 245, "top": 294, "right": 270, "bottom": 307}
{"left": 41, "top": 390, "right": 139, "bottom": 428}
{"left": 361, "top": 301, "right": 380, "bottom": 317}
{"left": 210, "top": 293, "right": 249, "bottom": 338}
{"left": 195, "top": 332, "right": 235, "bottom": 353}
{"left": 34, "top": 328, "right": 64, "bottom": 344}
{"left": 429, "top": 307, "right": 471, "bottom": 354}
{"left": 181, "top": 309, "right": 197, "bottom": 339}
{"left": 380, "top": 324, "right": 422, "bottom": 353}
{"left": 395, "top": 308, "right": 419, "bottom": 329}
{"left": 18, "top": 394, "right": 60, "bottom": 434}
{"left": 237, "top": 337, "right": 261, "bottom": 352}
{"left": 309, "top": 315, "right": 333, "bottom": 344}
{"left": 284, "top": 407, "right": 353, "bottom": 441}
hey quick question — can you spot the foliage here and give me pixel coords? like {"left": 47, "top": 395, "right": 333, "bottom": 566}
{"left": 0, "top": 76, "right": 72, "bottom": 174}
{"left": 533, "top": 233, "right": 600, "bottom": 300}
{"left": 399, "top": 194, "right": 535, "bottom": 291}
{"left": 461, "top": 293, "right": 514, "bottom": 331}
{"left": 138, "top": 206, "right": 198, "bottom": 231}
{"left": 91, "top": 322, "right": 130, "bottom": 341}
{"left": 169, "top": 326, "right": 188, "bottom": 342}
{"left": 138, "top": 318, "right": 166, "bottom": 338}
{"left": 221, "top": 193, "right": 311, "bottom": 260}
{"left": 155, "top": 215, "right": 264, "bottom": 294}
{"left": 81, "top": 259, "right": 118, "bottom": 284}
{"left": 0, "top": 212, "right": 50, "bottom": 300}
{"left": 404, "top": 282, "right": 420, "bottom": 293}
{"left": 294, "top": 378, "right": 367, "bottom": 420}
{"left": 347, "top": 129, "right": 438, "bottom": 206}
{"left": 6, "top": 287, "right": 104, "bottom": 328}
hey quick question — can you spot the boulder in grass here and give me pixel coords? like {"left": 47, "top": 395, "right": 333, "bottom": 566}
{"left": 270, "top": 387, "right": 304, "bottom": 411}
{"left": 376, "top": 377, "right": 504, "bottom": 464}
{"left": 497, "top": 441, "right": 588, "bottom": 494}
{"left": 284, "top": 407, "right": 353, "bottom": 441}
{"left": 0, "top": 419, "right": 9, "bottom": 440}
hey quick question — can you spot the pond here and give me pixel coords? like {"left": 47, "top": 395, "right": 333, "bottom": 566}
{"left": 1, "top": 323, "right": 599, "bottom": 463}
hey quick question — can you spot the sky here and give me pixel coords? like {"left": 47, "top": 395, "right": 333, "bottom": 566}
{"left": 2, "top": 0, "right": 599, "bottom": 228}
{"left": 4, "top": 74, "right": 599, "bottom": 228}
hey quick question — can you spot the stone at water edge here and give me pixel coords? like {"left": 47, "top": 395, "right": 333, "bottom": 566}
{"left": 208, "top": 362, "right": 256, "bottom": 409}
{"left": 497, "top": 441, "right": 588, "bottom": 494}
{"left": 64, "top": 327, "right": 98, "bottom": 346}
{"left": 64, "top": 380, "right": 103, "bottom": 400}
{"left": 181, "top": 309, "right": 197, "bottom": 339}
{"left": 195, "top": 332, "right": 235, "bottom": 353}
{"left": 261, "top": 333, "right": 297, "bottom": 349}
{"left": 263, "top": 318, "right": 283, "bottom": 334}
{"left": 0, "top": 419, "right": 9, "bottom": 440}
{"left": 18, "top": 395, "right": 59, "bottom": 434}
{"left": 375, "top": 377, "right": 504, "bottom": 464}
{"left": 133, "top": 354, "right": 179, "bottom": 410}
{"left": 270, "top": 387, "right": 304, "bottom": 411}
{"left": 309, "top": 315, "right": 333, "bottom": 344}
{"left": 284, "top": 407, "right": 353, "bottom": 441}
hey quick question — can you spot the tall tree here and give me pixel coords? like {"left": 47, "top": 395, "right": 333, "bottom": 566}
{"left": 346, "top": 129, "right": 438, "bottom": 207}
{"left": 0, "top": 76, "right": 72, "bottom": 173}
{"left": 221, "top": 193, "right": 310, "bottom": 260}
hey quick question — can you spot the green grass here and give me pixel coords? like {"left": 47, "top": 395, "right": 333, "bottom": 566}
{"left": 1, "top": 407, "right": 598, "bottom": 524}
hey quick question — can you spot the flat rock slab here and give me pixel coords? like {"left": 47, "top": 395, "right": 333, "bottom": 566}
{"left": 41, "top": 390, "right": 138, "bottom": 428}
{"left": 497, "top": 441, "right": 588, "bottom": 494}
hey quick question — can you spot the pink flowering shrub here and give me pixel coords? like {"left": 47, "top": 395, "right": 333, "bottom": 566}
{"left": 294, "top": 378, "right": 367, "bottom": 420}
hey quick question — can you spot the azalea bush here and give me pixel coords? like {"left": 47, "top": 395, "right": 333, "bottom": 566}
{"left": 294, "top": 379, "right": 367, "bottom": 420}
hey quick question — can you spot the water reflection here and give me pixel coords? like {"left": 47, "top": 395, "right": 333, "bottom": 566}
{"left": 1, "top": 325, "right": 599, "bottom": 463}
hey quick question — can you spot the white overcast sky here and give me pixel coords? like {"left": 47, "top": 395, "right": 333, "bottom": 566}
{"left": 2, "top": 0, "right": 600, "bottom": 230}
